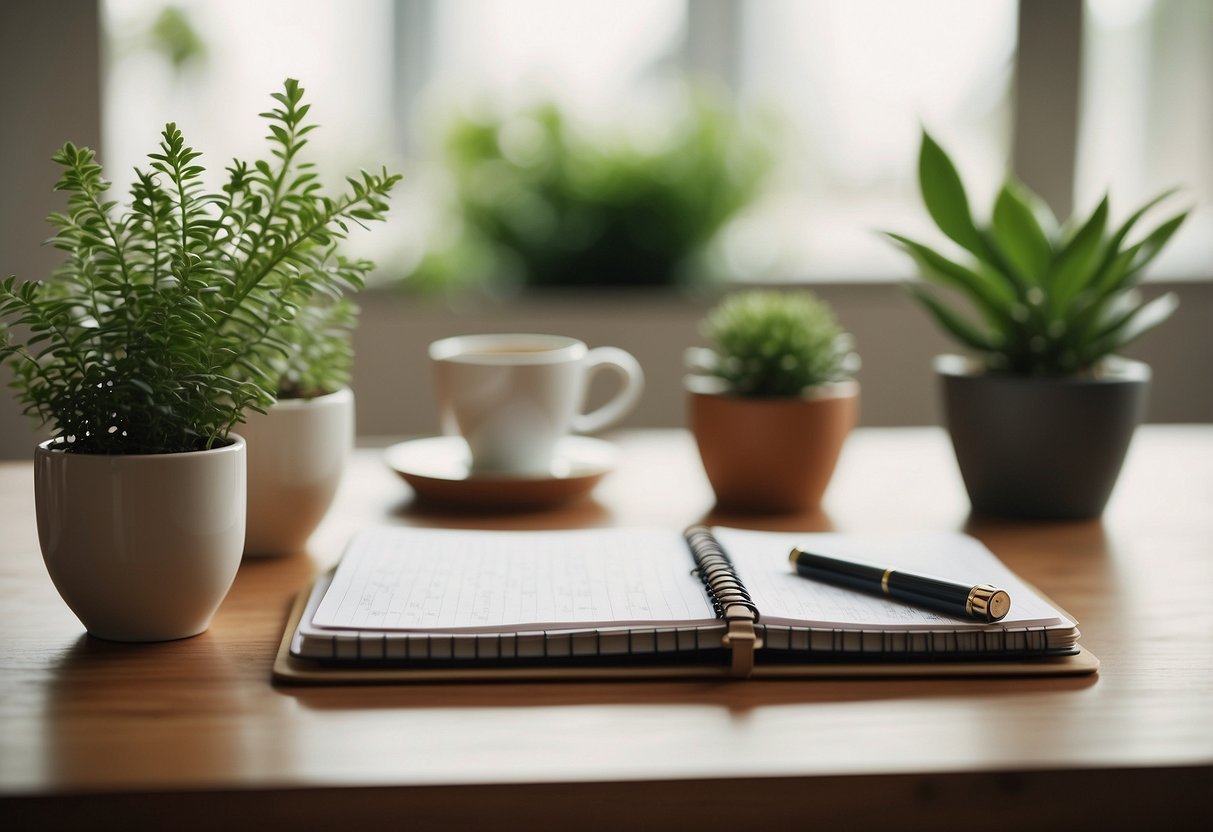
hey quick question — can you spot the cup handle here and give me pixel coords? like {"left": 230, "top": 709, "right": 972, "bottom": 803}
{"left": 572, "top": 347, "right": 645, "bottom": 434}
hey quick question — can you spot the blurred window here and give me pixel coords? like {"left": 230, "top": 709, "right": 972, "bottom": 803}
{"left": 1076, "top": 0, "right": 1213, "bottom": 278}
{"left": 101, "top": 0, "right": 1211, "bottom": 283}
{"left": 422, "top": 0, "right": 686, "bottom": 122}
{"left": 733, "top": 0, "right": 1017, "bottom": 279}
{"left": 102, "top": 0, "right": 394, "bottom": 191}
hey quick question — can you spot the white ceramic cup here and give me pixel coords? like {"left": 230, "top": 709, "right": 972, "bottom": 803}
{"left": 429, "top": 333, "right": 644, "bottom": 475}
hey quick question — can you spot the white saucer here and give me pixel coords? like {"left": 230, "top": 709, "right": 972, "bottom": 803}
{"left": 384, "top": 436, "right": 617, "bottom": 510}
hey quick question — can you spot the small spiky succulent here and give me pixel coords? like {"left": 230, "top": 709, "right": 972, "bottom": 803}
{"left": 689, "top": 289, "right": 858, "bottom": 396}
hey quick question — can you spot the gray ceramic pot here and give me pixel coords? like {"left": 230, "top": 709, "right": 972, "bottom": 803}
{"left": 936, "top": 354, "right": 1150, "bottom": 520}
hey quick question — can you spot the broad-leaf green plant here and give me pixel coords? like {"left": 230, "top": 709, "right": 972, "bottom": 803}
{"left": 688, "top": 290, "right": 859, "bottom": 397}
{"left": 887, "top": 130, "right": 1188, "bottom": 375}
{"left": 0, "top": 79, "right": 399, "bottom": 454}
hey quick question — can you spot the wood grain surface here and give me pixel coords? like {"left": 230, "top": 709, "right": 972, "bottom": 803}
{"left": 1, "top": 427, "right": 1210, "bottom": 829}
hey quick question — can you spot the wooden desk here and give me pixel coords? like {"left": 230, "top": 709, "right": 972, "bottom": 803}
{"left": 1, "top": 427, "right": 1210, "bottom": 829}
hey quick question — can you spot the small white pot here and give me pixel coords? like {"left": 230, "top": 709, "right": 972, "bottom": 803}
{"left": 240, "top": 387, "right": 354, "bottom": 556}
{"left": 34, "top": 435, "right": 246, "bottom": 642}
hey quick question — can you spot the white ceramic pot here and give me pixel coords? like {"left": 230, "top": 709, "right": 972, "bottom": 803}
{"left": 240, "top": 387, "right": 354, "bottom": 556}
{"left": 34, "top": 435, "right": 246, "bottom": 642}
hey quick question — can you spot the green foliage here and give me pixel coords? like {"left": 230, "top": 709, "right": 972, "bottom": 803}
{"left": 267, "top": 297, "right": 358, "bottom": 400}
{"left": 691, "top": 290, "right": 858, "bottom": 397}
{"left": 888, "top": 130, "right": 1188, "bottom": 375}
{"left": 0, "top": 79, "right": 399, "bottom": 454}
{"left": 413, "top": 93, "right": 773, "bottom": 291}
{"left": 149, "top": 5, "right": 207, "bottom": 70}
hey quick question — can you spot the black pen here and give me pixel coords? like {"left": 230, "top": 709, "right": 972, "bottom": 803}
{"left": 788, "top": 548, "right": 1011, "bottom": 622}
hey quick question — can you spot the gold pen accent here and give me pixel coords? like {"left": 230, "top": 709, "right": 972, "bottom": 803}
{"left": 966, "top": 585, "right": 1012, "bottom": 622}
{"left": 881, "top": 568, "right": 892, "bottom": 596}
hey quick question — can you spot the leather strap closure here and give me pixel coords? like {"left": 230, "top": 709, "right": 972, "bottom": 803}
{"left": 721, "top": 604, "right": 763, "bottom": 678}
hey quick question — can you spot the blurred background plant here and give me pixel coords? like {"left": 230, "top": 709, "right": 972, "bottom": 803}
{"left": 407, "top": 90, "right": 776, "bottom": 293}
{"left": 107, "top": 3, "right": 208, "bottom": 76}
{"left": 146, "top": 5, "right": 207, "bottom": 71}
{"left": 263, "top": 298, "right": 359, "bottom": 400}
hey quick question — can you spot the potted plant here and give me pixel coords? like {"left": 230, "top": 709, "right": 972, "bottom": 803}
{"left": 408, "top": 92, "right": 773, "bottom": 292}
{"left": 887, "top": 130, "right": 1188, "bottom": 520}
{"left": 686, "top": 289, "right": 860, "bottom": 514}
{"left": 239, "top": 297, "right": 358, "bottom": 556}
{"left": 0, "top": 79, "right": 398, "bottom": 640}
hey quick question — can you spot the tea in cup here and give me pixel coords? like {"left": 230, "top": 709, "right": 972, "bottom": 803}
{"left": 429, "top": 334, "right": 644, "bottom": 475}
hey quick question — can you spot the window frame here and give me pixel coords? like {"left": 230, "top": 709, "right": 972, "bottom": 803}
{"left": 389, "top": 0, "right": 1087, "bottom": 225}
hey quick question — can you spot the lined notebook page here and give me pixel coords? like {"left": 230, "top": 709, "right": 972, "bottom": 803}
{"left": 715, "top": 528, "right": 1073, "bottom": 630}
{"left": 312, "top": 527, "right": 718, "bottom": 633}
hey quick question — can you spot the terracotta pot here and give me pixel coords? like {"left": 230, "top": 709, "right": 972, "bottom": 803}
{"left": 937, "top": 354, "right": 1149, "bottom": 519}
{"left": 34, "top": 435, "right": 246, "bottom": 642}
{"left": 240, "top": 387, "right": 354, "bottom": 556}
{"left": 688, "top": 380, "right": 859, "bottom": 513}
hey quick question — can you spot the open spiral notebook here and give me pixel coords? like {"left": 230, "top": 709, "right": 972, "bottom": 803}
{"left": 274, "top": 525, "right": 1098, "bottom": 683}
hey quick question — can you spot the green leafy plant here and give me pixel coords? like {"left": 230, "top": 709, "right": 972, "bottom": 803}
{"left": 265, "top": 297, "right": 358, "bottom": 400}
{"left": 688, "top": 290, "right": 859, "bottom": 396}
{"left": 147, "top": 5, "right": 207, "bottom": 71}
{"left": 887, "top": 130, "right": 1188, "bottom": 375}
{"left": 412, "top": 93, "right": 773, "bottom": 291}
{"left": 0, "top": 78, "right": 399, "bottom": 454}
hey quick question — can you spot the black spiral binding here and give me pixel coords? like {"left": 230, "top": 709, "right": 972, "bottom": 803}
{"left": 684, "top": 526, "right": 760, "bottom": 622}
{"left": 685, "top": 526, "right": 762, "bottom": 676}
